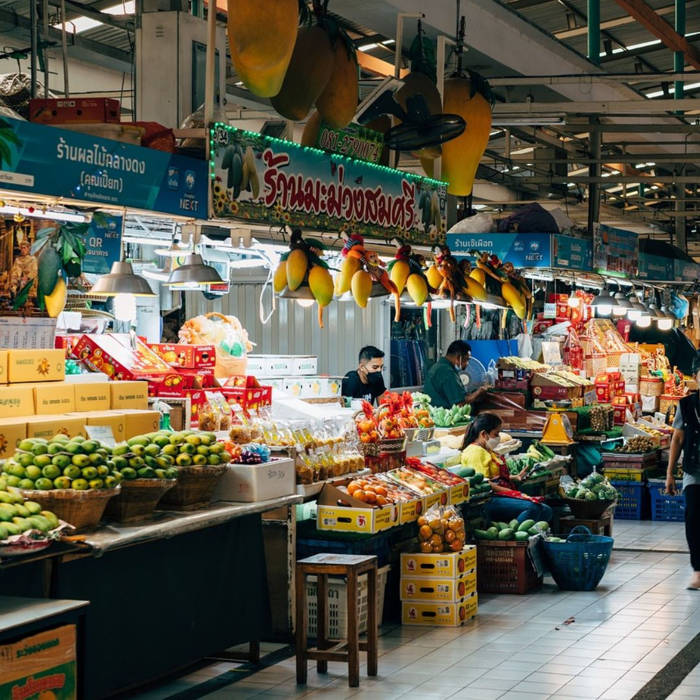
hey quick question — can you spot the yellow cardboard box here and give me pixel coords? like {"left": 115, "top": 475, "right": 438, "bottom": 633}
{"left": 7, "top": 349, "right": 65, "bottom": 383}
{"left": 65, "top": 410, "right": 125, "bottom": 442}
{"left": 400, "top": 545, "right": 477, "bottom": 579}
{"left": 317, "top": 483, "right": 399, "bottom": 533}
{"left": 400, "top": 569, "right": 477, "bottom": 602}
{"left": 26, "top": 415, "right": 87, "bottom": 440}
{"left": 73, "top": 382, "right": 111, "bottom": 412}
{"left": 401, "top": 592, "right": 478, "bottom": 626}
{"left": 398, "top": 497, "right": 426, "bottom": 525}
{"left": 119, "top": 409, "right": 161, "bottom": 439}
{"left": 34, "top": 382, "right": 76, "bottom": 415}
{"left": 0, "top": 418, "right": 26, "bottom": 458}
{"left": 448, "top": 483, "right": 470, "bottom": 506}
{"left": 110, "top": 381, "right": 148, "bottom": 409}
{"left": 0, "top": 624, "right": 77, "bottom": 697}
{"left": 0, "top": 385, "right": 35, "bottom": 417}
{"left": 0, "top": 349, "right": 8, "bottom": 383}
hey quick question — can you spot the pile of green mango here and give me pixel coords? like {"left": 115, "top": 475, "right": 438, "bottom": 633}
{"left": 117, "top": 431, "right": 228, "bottom": 481}
{"left": 0, "top": 475, "right": 60, "bottom": 540}
{"left": 474, "top": 518, "right": 550, "bottom": 542}
{"left": 1, "top": 435, "right": 122, "bottom": 491}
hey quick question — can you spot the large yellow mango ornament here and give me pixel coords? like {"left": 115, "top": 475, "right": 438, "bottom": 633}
{"left": 228, "top": 0, "right": 299, "bottom": 98}
{"left": 441, "top": 72, "right": 493, "bottom": 197}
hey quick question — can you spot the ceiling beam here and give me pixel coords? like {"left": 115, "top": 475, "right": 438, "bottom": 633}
{"left": 515, "top": 175, "right": 700, "bottom": 184}
{"left": 357, "top": 52, "right": 408, "bottom": 78}
{"left": 612, "top": 0, "right": 700, "bottom": 70}
{"left": 494, "top": 99, "right": 700, "bottom": 114}
{"left": 487, "top": 72, "right": 700, "bottom": 86}
{"left": 564, "top": 124, "right": 700, "bottom": 133}
{"left": 49, "top": 0, "right": 133, "bottom": 31}
{"left": 555, "top": 0, "right": 700, "bottom": 39}
{"left": 0, "top": 7, "right": 132, "bottom": 73}
{"left": 511, "top": 154, "right": 700, "bottom": 164}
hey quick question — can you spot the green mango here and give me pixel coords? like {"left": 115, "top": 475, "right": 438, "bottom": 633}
{"left": 498, "top": 528, "right": 514, "bottom": 541}
{"left": 515, "top": 531, "right": 529, "bottom": 542}
{"left": 518, "top": 519, "right": 535, "bottom": 532}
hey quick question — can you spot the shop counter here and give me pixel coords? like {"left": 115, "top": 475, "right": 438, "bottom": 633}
{"left": 0, "top": 495, "right": 301, "bottom": 699}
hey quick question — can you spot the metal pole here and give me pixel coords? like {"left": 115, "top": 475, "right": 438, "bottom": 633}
{"left": 42, "top": 0, "right": 49, "bottom": 97}
{"left": 204, "top": 0, "right": 217, "bottom": 127}
{"left": 587, "top": 117, "right": 601, "bottom": 236}
{"left": 675, "top": 0, "right": 686, "bottom": 101}
{"left": 587, "top": 0, "right": 600, "bottom": 66}
{"left": 30, "top": 0, "right": 38, "bottom": 98}
{"left": 60, "top": 0, "right": 69, "bottom": 97}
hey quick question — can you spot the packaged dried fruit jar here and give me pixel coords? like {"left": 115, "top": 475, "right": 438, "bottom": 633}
{"left": 417, "top": 503, "right": 466, "bottom": 553}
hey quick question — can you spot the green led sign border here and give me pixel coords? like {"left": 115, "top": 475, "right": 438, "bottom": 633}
{"left": 208, "top": 123, "right": 448, "bottom": 188}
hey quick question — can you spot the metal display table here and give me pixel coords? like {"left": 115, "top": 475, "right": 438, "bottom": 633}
{"left": 0, "top": 495, "right": 302, "bottom": 699}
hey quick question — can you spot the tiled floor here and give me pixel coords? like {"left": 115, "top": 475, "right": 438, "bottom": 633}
{"left": 613, "top": 519, "right": 688, "bottom": 553}
{"left": 131, "top": 521, "right": 698, "bottom": 700}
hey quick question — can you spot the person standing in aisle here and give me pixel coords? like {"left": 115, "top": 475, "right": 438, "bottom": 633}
{"left": 423, "top": 340, "right": 487, "bottom": 409}
{"left": 666, "top": 350, "right": 700, "bottom": 590}
{"left": 342, "top": 346, "right": 387, "bottom": 405}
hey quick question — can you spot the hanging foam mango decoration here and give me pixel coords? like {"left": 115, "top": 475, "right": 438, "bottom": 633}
{"left": 441, "top": 71, "right": 493, "bottom": 197}
{"left": 228, "top": 0, "right": 300, "bottom": 98}
{"left": 316, "top": 35, "right": 358, "bottom": 129}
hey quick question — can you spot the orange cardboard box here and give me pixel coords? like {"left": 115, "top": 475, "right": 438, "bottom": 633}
{"left": 0, "top": 418, "right": 25, "bottom": 458}
{"left": 0, "top": 349, "right": 7, "bottom": 383}
{"left": 26, "top": 414, "right": 87, "bottom": 440}
{"left": 65, "top": 410, "right": 125, "bottom": 441}
{"left": 119, "top": 409, "right": 161, "bottom": 439}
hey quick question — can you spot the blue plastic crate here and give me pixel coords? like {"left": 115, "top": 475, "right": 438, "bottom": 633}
{"left": 648, "top": 479, "right": 686, "bottom": 522}
{"left": 611, "top": 481, "right": 649, "bottom": 520}
{"left": 297, "top": 532, "right": 394, "bottom": 566}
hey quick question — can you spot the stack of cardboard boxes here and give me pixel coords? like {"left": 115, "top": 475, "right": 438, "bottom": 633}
{"left": 0, "top": 348, "right": 158, "bottom": 458}
{"left": 400, "top": 546, "right": 478, "bottom": 627}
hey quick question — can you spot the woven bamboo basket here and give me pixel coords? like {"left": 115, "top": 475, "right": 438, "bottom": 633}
{"left": 20, "top": 487, "right": 120, "bottom": 531}
{"left": 104, "top": 478, "right": 176, "bottom": 523}
{"left": 159, "top": 465, "right": 227, "bottom": 510}
{"left": 640, "top": 377, "right": 664, "bottom": 397}
{"left": 560, "top": 491, "right": 616, "bottom": 519}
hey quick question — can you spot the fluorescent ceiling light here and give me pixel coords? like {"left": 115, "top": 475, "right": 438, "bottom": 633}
{"left": 54, "top": 1, "right": 135, "bottom": 34}
{"left": 511, "top": 146, "right": 535, "bottom": 155}
{"left": 359, "top": 43, "right": 378, "bottom": 51}
{"left": 0, "top": 205, "right": 89, "bottom": 223}
{"left": 646, "top": 81, "right": 700, "bottom": 98}
{"left": 492, "top": 117, "right": 565, "bottom": 126}
{"left": 381, "top": 39, "right": 395, "bottom": 45}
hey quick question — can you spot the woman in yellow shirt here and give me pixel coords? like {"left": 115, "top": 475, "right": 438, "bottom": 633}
{"left": 461, "top": 413, "right": 552, "bottom": 525}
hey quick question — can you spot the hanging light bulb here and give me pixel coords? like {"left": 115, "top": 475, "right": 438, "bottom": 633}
{"left": 591, "top": 287, "right": 615, "bottom": 316}
{"left": 612, "top": 291, "right": 631, "bottom": 317}
{"left": 296, "top": 298, "right": 315, "bottom": 308}
{"left": 626, "top": 290, "right": 646, "bottom": 322}
{"left": 636, "top": 313, "right": 652, "bottom": 328}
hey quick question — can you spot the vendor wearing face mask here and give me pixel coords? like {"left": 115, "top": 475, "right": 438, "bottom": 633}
{"left": 461, "top": 413, "right": 552, "bottom": 525}
{"left": 423, "top": 340, "right": 487, "bottom": 409}
{"left": 342, "top": 346, "right": 387, "bottom": 405}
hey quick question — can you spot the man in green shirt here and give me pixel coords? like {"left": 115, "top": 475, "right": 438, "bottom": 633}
{"left": 423, "top": 340, "right": 487, "bottom": 409}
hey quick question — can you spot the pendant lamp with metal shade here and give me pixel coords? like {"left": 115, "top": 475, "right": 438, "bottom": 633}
{"left": 166, "top": 253, "right": 223, "bottom": 287}
{"left": 591, "top": 286, "right": 616, "bottom": 316}
{"left": 612, "top": 291, "right": 631, "bottom": 317}
{"left": 90, "top": 261, "right": 156, "bottom": 297}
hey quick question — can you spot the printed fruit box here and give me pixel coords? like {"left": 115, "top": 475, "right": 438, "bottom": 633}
{"left": 404, "top": 461, "right": 470, "bottom": 506}
{"left": 148, "top": 343, "right": 216, "bottom": 369}
{"left": 386, "top": 467, "right": 449, "bottom": 509}
{"left": 401, "top": 545, "right": 477, "bottom": 579}
{"left": 316, "top": 482, "right": 400, "bottom": 533}
{"left": 74, "top": 334, "right": 172, "bottom": 382}
{"left": 400, "top": 569, "right": 477, "bottom": 602}
{"left": 220, "top": 385, "right": 272, "bottom": 412}
{"left": 401, "top": 592, "right": 478, "bottom": 626}
{"left": 0, "top": 624, "right": 77, "bottom": 699}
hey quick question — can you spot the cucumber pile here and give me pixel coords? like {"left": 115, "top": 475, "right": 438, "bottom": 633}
{"left": 474, "top": 518, "right": 549, "bottom": 542}
{"left": 448, "top": 466, "right": 492, "bottom": 499}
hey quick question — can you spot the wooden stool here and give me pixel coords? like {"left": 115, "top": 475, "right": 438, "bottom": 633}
{"left": 560, "top": 510, "right": 614, "bottom": 537}
{"left": 296, "top": 553, "right": 378, "bottom": 688}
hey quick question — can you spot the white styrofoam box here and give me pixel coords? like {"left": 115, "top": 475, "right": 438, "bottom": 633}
{"left": 642, "top": 395, "right": 660, "bottom": 413}
{"left": 246, "top": 355, "right": 268, "bottom": 375}
{"left": 291, "top": 356, "right": 318, "bottom": 375}
{"left": 306, "top": 565, "right": 390, "bottom": 638}
{"left": 63, "top": 372, "right": 110, "bottom": 383}
{"left": 267, "top": 356, "right": 294, "bottom": 376}
{"left": 212, "top": 458, "right": 295, "bottom": 502}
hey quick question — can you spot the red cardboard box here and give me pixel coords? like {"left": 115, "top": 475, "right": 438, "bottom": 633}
{"left": 74, "top": 334, "right": 171, "bottom": 382}
{"left": 549, "top": 294, "right": 569, "bottom": 304}
{"left": 29, "top": 97, "right": 121, "bottom": 124}
{"left": 148, "top": 343, "right": 216, "bottom": 369}
{"left": 556, "top": 303, "right": 570, "bottom": 318}
{"left": 533, "top": 319, "right": 554, "bottom": 334}
{"left": 160, "top": 368, "right": 216, "bottom": 390}
{"left": 221, "top": 385, "right": 272, "bottom": 412}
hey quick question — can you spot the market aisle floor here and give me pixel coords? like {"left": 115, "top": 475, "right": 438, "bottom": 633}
{"left": 130, "top": 522, "right": 698, "bottom": 700}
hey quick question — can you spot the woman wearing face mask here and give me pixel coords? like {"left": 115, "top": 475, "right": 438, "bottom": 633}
{"left": 461, "top": 413, "right": 553, "bottom": 525}
{"left": 666, "top": 350, "right": 700, "bottom": 590}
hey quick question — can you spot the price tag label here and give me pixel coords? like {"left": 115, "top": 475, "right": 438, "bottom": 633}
{"left": 85, "top": 425, "right": 116, "bottom": 447}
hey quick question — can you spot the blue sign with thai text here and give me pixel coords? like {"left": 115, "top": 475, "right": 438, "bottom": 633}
{"left": 447, "top": 232, "right": 552, "bottom": 268}
{"left": 81, "top": 215, "right": 123, "bottom": 275}
{"left": 638, "top": 253, "right": 674, "bottom": 281}
{"left": 0, "top": 116, "right": 207, "bottom": 218}
{"left": 553, "top": 234, "right": 592, "bottom": 270}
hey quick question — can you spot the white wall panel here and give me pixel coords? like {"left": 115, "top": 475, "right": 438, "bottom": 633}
{"left": 184, "top": 284, "right": 390, "bottom": 376}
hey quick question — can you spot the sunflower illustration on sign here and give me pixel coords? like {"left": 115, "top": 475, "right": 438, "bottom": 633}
{"left": 37, "top": 357, "right": 51, "bottom": 376}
